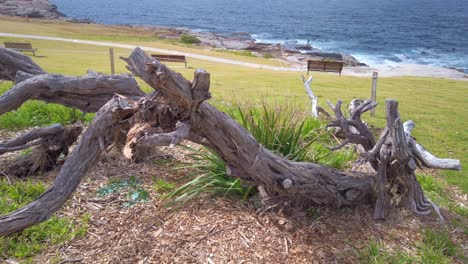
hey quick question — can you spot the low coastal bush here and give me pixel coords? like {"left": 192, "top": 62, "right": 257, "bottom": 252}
{"left": 179, "top": 34, "right": 201, "bottom": 44}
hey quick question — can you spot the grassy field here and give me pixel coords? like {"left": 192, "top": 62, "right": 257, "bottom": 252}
{"left": 0, "top": 17, "right": 466, "bottom": 262}
{"left": 0, "top": 16, "right": 286, "bottom": 67}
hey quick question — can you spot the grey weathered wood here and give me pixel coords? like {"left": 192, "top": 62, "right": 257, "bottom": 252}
{"left": 0, "top": 72, "right": 145, "bottom": 115}
{"left": 138, "top": 121, "right": 191, "bottom": 148}
{"left": 109, "top": 48, "right": 115, "bottom": 74}
{"left": 371, "top": 72, "right": 378, "bottom": 117}
{"left": 0, "top": 124, "right": 64, "bottom": 155}
{"left": 403, "top": 120, "right": 461, "bottom": 170}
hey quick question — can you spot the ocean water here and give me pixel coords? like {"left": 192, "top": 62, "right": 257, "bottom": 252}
{"left": 51, "top": 0, "right": 468, "bottom": 69}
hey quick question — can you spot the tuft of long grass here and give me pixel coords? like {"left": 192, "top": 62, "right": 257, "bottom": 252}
{"left": 165, "top": 146, "right": 253, "bottom": 207}
{"left": 228, "top": 103, "right": 322, "bottom": 161}
{"left": 167, "top": 101, "right": 356, "bottom": 206}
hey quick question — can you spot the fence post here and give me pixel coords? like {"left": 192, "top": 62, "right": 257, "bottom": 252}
{"left": 109, "top": 48, "right": 115, "bottom": 74}
{"left": 371, "top": 72, "right": 378, "bottom": 117}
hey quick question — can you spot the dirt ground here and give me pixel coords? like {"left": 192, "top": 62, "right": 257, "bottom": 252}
{"left": 12, "top": 145, "right": 460, "bottom": 264}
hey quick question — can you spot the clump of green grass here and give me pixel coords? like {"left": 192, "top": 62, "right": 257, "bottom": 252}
{"left": 167, "top": 102, "right": 355, "bottom": 206}
{"left": 0, "top": 82, "right": 93, "bottom": 130}
{"left": 230, "top": 50, "right": 256, "bottom": 57}
{"left": 228, "top": 103, "right": 322, "bottom": 161}
{"left": 166, "top": 146, "right": 254, "bottom": 207}
{"left": 357, "top": 240, "right": 414, "bottom": 264}
{"left": 417, "top": 174, "right": 468, "bottom": 217}
{"left": 263, "top": 52, "right": 274, "bottom": 59}
{"left": 418, "top": 228, "right": 460, "bottom": 263}
{"left": 0, "top": 178, "right": 88, "bottom": 260}
{"left": 179, "top": 34, "right": 201, "bottom": 44}
{"left": 357, "top": 229, "right": 464, "bottom": 264}
{"left": 153, "top": 178, "right": 176, "bottom": 193}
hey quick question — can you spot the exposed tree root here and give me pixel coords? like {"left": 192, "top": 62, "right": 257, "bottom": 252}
{"left": 1, "top": 124, "right": 83, "bottom": 177}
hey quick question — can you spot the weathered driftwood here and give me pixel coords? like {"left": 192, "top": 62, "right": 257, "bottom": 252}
{"left": 326, "top": 99, "right": 376, "bottom": 153}
{"left": 0, "top": 124, "right": 64, "bottom": 155}
{"left": 404, "top": 120, "right": 461, "bottom": 170}
{"left": 0, "top": 71, "right": 145, "bottom": 115}
{"left": 0, "top": 47, "right": 461, "bottom": 236}
{"left": 301, "top": 75, "right": 330, "bottom": 119}
{"left": 0, "top": 47, "right": 45, "bottom": 82}
{"left": 327, "top": 99, "right": 461, "bottom": 220}
{"left": 4, "top": 125, "right": 83, "bottom": 177}
{"left": 0, "top": 96, "right": 138, "bottom": 236}
{"left": 0, "top": 48, "right": 146, "bottom": 115}
{"left": 124, "top": 47, "right": 376, "bottom": 206}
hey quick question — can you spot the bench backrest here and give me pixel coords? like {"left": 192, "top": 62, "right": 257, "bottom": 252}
{"left": 151, "top": 54, "right": 186, "bottom": 62}
{"left": 307, "top": 60, "right": 343, "bottom": 73}
{"left": 4, "top": 42, "right": 34, "bottom": 50}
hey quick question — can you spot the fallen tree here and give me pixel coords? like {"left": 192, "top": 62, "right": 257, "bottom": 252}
{"left": 0, "top": 47, "right": 461, "bottom": 236}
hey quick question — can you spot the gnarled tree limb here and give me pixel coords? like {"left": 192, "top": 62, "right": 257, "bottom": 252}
{"left": 124, "top": 47, "right": 376, "bottom": 207}
{"left": 0, "top": 96, "right": 139, "bottom": 236}
{"left": 0, "top": 71, "right": 145, "bottom": 115}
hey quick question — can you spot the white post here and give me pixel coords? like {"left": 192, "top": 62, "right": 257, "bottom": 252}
{"left": 302, "top": 75, "right": 318, "bottom": 119}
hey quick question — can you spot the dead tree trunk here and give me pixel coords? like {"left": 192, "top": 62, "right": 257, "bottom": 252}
{"left": 0, "top": 47, "right": 461, "bottom": 236}
{"left": 326, "top": 99, "right": 460, "bottom": 220}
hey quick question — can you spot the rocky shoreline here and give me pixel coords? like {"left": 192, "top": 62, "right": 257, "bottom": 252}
{"left": 0, "top": 0, "right": 63, "bottom": 19}
{"left": 137, "top": 25, "right": 367, "bottom": 67}
{"left": 0, "top": 0, "right": 368, "bottom": 67}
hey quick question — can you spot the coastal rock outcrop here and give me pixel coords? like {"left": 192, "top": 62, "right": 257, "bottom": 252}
{"left": 0, "top": 0, "right": 64, "bottom": 19}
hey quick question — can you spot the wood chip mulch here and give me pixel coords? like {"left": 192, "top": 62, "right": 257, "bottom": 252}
{"left": 3, "top": 145, "right": 465, "bottom": 264}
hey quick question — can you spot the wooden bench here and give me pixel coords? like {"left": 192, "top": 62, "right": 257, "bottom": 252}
{"left": 151, "top": 54, "right": 187, "bottom": 68}
{"left": 4, "top": 42, "right": 37, "bottom": 56}
{"left": 307, "top": 60, "right": 343, "bottom": 76}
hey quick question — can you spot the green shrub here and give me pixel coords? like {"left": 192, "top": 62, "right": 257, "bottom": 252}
{"left": 263, "top": 52, "right": 274, "bottom": 59}
{"left": 179, "top": 34, "right": 201, "bottom": 44}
